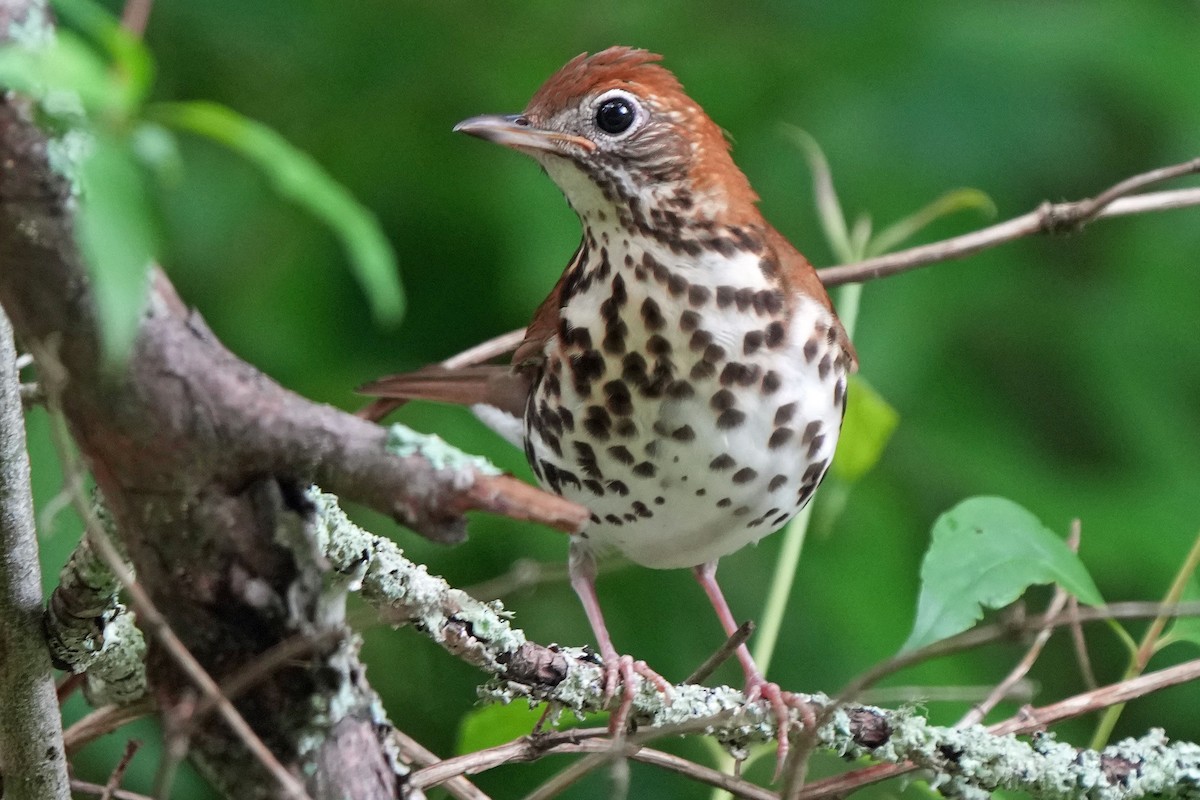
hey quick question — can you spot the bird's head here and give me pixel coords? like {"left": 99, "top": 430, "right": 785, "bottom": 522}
{"left": 454, "top": 47, "right": 759, "bottom": 229}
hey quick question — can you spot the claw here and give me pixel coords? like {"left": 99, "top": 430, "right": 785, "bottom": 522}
{"left": 601, "top": 654, "right": 672, "bottom": 735}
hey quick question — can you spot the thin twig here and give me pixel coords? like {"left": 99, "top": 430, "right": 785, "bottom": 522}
{"left": 119, "top": 0, "right": 153, "bottom": 37}
{"left": 958, "top": 519, "right": 1082, "bottom": 727}
{"left": 63, "top": 698, "right": 157, "bottom": 755}
{"left": 390, "top": 728, "right": 492, "bottom": 800}
{"left": 685, "top": 620, "right": 755, "bottom": 685}
{"left": 70, "top": 779, "right": 156, "bottom": 800}
{"left": 100, "top": 739, "right": 141, "bottom": 800}
{"left": 1069, "top": 595, "right": 1098, "bottom": 689}
{"left": 818, "top": 159, "right": 1200, "bottom": 286}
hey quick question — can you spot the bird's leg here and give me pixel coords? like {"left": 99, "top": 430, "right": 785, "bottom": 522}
{"left": 693, "top": 560, "right": 808, "bottom": 780}
{"left": 569, "top": 543, "right": 672, "bottom": 734}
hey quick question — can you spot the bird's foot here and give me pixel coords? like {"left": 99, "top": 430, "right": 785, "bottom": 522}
{"left": 744, "top": 676, "right": 814, "bottom": 782}
{"left": 601, "top": 654, "right": 673, "bottom": 735}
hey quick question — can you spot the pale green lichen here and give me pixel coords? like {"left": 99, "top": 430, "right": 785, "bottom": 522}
{"left": 385, "top": 423, "right": 502, "bottom": 475}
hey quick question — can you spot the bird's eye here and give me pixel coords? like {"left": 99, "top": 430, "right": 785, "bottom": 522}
{"left": 592, "top": 91, "right": 643, "bottom": 138}
{"left": 596, "top": 98, "right": 635, "bottom": 134}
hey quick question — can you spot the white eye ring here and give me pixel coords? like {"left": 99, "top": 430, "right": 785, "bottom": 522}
{"left": 591, "top": 89, "right": 646, "bottom": 139}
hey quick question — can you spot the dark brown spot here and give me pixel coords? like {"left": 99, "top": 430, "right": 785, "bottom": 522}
{"left": 732, "top": 467, "right": 758, "bottom": 484}
{"left": 607, "top": 445, "right": 635, "bottom": 465}
{"left": 709, "top": 454, "right": 735, "bottom": 470}
{"left": 807, "top": 434, "right": 826, "bottom": 458}
{"left": 769, "top": 474, "right": 788, "bottom": 491}
{"left": 716, "top": 497, "right": 732, "bottom": 508}
{"left": 654, "top": 495, "right": 665, "bottom": 504}
{"left": 631, "top": 501, "right": 653, "bottom": 518}
{"left": 643, "top": 439, "right": 660, "bottom": 456}
{"left": 602, "top": 319, "right": 627, "bottom": 355}
{"left": 623, "top": 513, "right": 638, "bottom": 523}
{"left": 803, "top": 338, "right": 820, "bottom": 363}
{"left": 710, "top": 389, "right": 736, "bottom": 411}
{"left": 689, "top": 329, "right": 713, "bottom": 352}
{"left": 802, "top": 421, "right": 822, "bottom": 443}
{"left": 758, "top": 256, "right": 780, "bottom": 279}
{"left": 688, "top": 284, "right": 711, "bottom": 306}
{"left": 641, "top": 297, "right": 664, "bottom": 331}
{"left": 633, "top": 461, "right": 657, "bottom": 478}
{"left": 773, "top": 512, "right": 792, "bottom": 526}
{"left": 769, "top": 428, "right": 794, "bottom": 449}
{"left": 647, "top": 334, "right": 672, "bottom": 356}
{"left": 703, "top": 344, "right": 726, "bottom": 363}
{"left": 818, "top": 353, "right": 833, "bottom": 380}
{"left": 584, "top": 479, "right": 605, "bottom": 496}
{"left": 743, "top": 330, "right": 764, "bottom": 355}
{"left": 622, "top": 352, "right": 648, "bottom": 386}
{"left": 589, "top": 512, "right": 602, "bottom": 524}
{"left": 695, "top": 488, "right": 707, "bottom": 496}
{"left": 615, "top": 418, "right": 638, "bottom": 438}
{"left": 761, "top": 371, "right": 781, "bottom": 395}
{"left": 667, "top": 273, "right": 688, "bottom": 297}
{"left": 680, "top": 309, "right": 701, "bottom": 331}
{"left": 604, "top": 513, "right": 624, "bottom": 526}
{"left": 671, "top": 425, "right": 695, "bottom": 441}
{"left": 717, "top": 408, "right": 746, "bottom": 429}
{"left": 775, "top": 403, "right": 797, "bottom": 425}
{"left": 733, "top": 505, "right": 751, "bottom": 516}
{"left": 834, "top": 377, "right": 847, "bottom": 407}
{"left": 765, "top": 321, "right": 786, "bottom": 349}
{"left": 690, "top": 360, "right": 716, "bottom": 380}
{"left": 583, "top": 406, "right": 611, "bottom": 440}
{"left": 716, "top": 286, "right": 735, "bottom": 308}
{"left": 607, "top": 479, "right": 629, "bottom": 496}
{"left": 734, "top": 288, "right": 754, "bottom": 311}
{"left": 603, "top": 380, "right": 633, "bottom": 416}
{"left": 666, "top": 380, "right": 695, "bottom": 399}
{"left": 720, "top": 362, "right": 761, "bottom": 387}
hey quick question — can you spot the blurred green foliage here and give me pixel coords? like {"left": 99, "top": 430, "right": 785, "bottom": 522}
{"left": 22, "top": 1, "right": 1200, "bottom": 797}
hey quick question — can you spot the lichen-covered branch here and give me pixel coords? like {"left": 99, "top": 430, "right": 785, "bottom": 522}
{"left": 45, "top": 513, "right": 148, "bottom": 706}
{"left": 310, "top": 489, "right": 1200, "bottom": 798}
{"left": 0, "top": 305, "right": 70, "bottom": 800}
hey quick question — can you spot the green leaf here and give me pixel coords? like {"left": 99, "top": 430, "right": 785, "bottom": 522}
{"left": 0, "top": 31, "right": 127, "bottom": 119}
{"left": 148, "top": 100, "right": 404, "bottom": 325}
{"left": 76, "top": 132, "right": 158, "bottom": 366}
{"left": 830, "top": 374, "right": 898, "bottom": 484}
{"left": 866, "top": 188, "right": 996, "bottom": 258}
{"left": 1162, "top": 577, "right": 1200, "bottom": 651}
{"left": 51, "top": 0, "right": 153, "bottom": 114}
{"left": 902, "top": 497, "right": 1103, "bottom": 652}
{"left": 455, "top": 702, "right": 548, "bottom": 755}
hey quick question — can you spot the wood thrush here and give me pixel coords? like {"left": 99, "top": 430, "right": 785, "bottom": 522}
{"left": 363, "top": 47, "right": 857, "bottom": 758}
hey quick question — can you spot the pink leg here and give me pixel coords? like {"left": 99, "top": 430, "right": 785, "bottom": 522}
{"left": 694, "top": 560, "right": 805, "bottom": 779}
{"left": 569, "top": 544, "right": 672, "bottom": 734}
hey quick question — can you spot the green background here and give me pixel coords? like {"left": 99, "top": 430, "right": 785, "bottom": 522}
{"left": 26, "top": 1, "right": 1200, "bottom": 797}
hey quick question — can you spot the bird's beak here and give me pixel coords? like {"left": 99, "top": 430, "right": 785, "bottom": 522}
{"left": 453, "top": 114, "right": 596, "bottom": 154}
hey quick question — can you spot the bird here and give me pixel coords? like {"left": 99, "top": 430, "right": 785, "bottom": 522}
{"left": 361, "top": 46, "right": 857, "bottom": 760}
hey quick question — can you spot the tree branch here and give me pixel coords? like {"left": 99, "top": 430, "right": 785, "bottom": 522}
{"left": 0, "top": 306, "right": 70, "bottom": 799}
{"left": 818, "top": 158, "right": 1200, "bottom": 286}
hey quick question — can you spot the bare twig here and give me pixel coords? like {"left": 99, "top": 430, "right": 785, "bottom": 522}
{"left": 100, "top": 739, "right": 142, "bottom": 800}
{"left": 70, "top": 779, "right": 155, "bottom": 800}
{"left": 1069, "top": 595, "right": 1098, "bottom": 689}
{"left": 390, "top": 729, "right": 492, "bottom": 800}
{"left": 685, "top": 620, "right": 755, "bottom": 685}
{"left": 818, "top": 159, "right": 1200, "bottom": 286}
{"left": 120, "top": 0, "right": 153, "bottom": 36}
{"left": 63, "top": 698, "right": 157, "bottom": 756}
